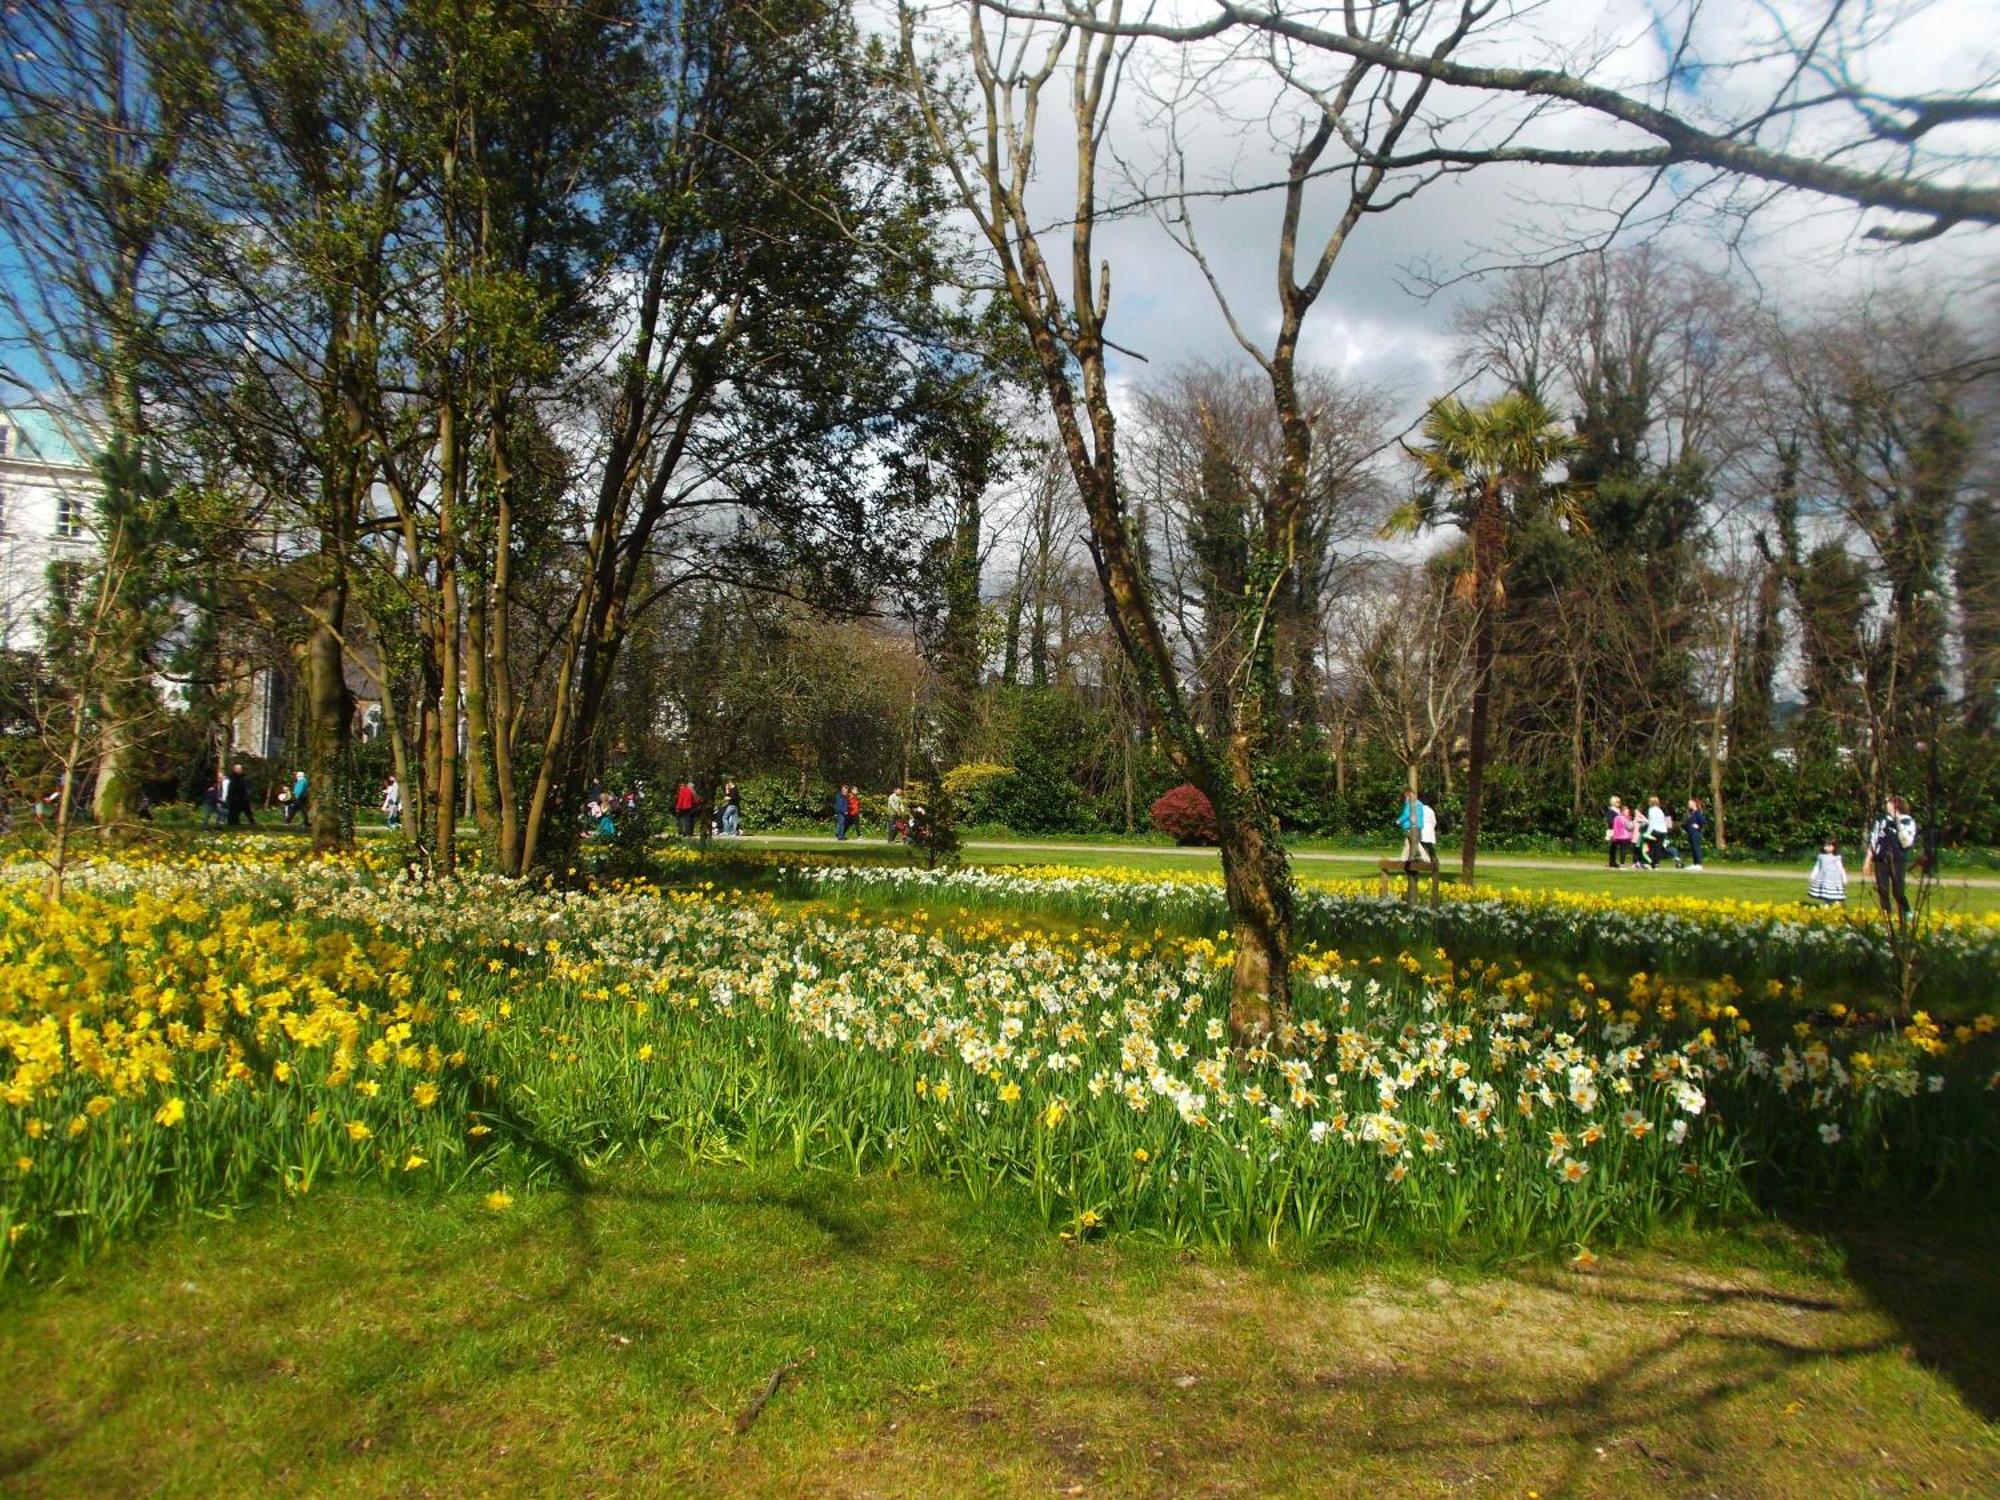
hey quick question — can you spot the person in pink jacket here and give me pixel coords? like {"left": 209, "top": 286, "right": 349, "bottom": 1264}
{"left": 1610, "top": 806, "right": 1636, "bottom": 869}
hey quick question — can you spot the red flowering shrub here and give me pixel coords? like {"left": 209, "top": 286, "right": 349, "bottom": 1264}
{"left": 1150, "top": 782, "right": 1218, "bottom": 845}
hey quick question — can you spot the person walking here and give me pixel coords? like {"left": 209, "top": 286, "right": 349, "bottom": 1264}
{"left": 287, "top": 768, "right": 309, "bottom": 825}
{"left": 1610, "top": 802, "right": 1636, "bottom": 869}
{"left": 381, "top": 775, "right": 402, "bottom": 830}
{"left": 1604, "top": 796, "right": 1625, "bottom": 868}
{"left": 1683, "top": 798, "right": 1710, "bottom": 869}
{"left": 885, "top": 785, "right": 907, "bottom": 843}
{"left": 832, "top": 784, "right": 850, "bottom": 840}
{"left": 846, "top": 785, "right": 861, "bottom": 838}
{"left": 1863, "top": 794, "right": 1918, "bottom": 920}
{"left": 1644, "top": 796, "right": 1683, "bottom": 869}
{"left": 1397, "top": 788, "right": 1438, "bottom": 866}
{"left": 200, "top": 772, "right": 225, "bottom": 829}
{"left": 673, "top": 780, "right": 697, "bottom": 837}
{"left": 1808, "top": 838, "right": 1848, "bottom": 904}
{"left": 721, "top": 780, "right": 742, "bottom": 837}
{"left": 224, "top": 762, "right": 255, "bottom": 827}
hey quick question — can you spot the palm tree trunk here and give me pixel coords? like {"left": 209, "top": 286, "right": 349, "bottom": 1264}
{"left": 1460, "top": 482, "right": 1504, "bottom": 885}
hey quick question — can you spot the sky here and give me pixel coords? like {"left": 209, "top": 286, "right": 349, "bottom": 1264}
{"left": 903, "top": 0, "right": 2000, "bottom": 429}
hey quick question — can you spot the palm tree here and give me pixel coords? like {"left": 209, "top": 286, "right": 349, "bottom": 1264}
{"left": 1391, "top": 391, "right": 1581, "bottom": 884}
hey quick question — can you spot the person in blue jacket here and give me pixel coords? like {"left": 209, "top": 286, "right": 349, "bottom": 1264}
{"left": 1682, "top": 797, "right": 1710, "bottom": 869}
{"left": 1397, "top": 788, "right": 1438, "bottom": 866}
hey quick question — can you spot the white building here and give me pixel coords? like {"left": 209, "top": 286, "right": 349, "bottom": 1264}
{"left": 0, "top": 407, "right": 98, "bottom": 652}
{"left": 0, "top": 405, "right": 290, "bottom": 763}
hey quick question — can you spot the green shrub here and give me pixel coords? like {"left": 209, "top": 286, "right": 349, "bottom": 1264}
{"left": 737, "top": 772, "right": 829, "bottom": 831}
{"left": 942, "top": 761, "right": 1017, "bottom": 825}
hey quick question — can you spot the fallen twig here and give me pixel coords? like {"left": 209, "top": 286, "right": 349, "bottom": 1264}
{"left": 734, "top": 1347, "right": 816, "bottom": 1435}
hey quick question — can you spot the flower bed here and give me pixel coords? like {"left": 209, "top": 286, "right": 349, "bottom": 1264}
{"left": 765, "top": 859, "right": 2000, "bottom": 996}
{"left": 1, "top": 850, "right": 1993, "bottom": 1280}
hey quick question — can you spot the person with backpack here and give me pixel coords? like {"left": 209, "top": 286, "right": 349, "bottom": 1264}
{"left": 1396, "top": 788, "right": 1438, "bottom": 867}
{"left": 1862, "top": 794, "right": 1919, "bottom": 920}
{"left": 1683, "top": 798, "right": 1710, "bottom": 869}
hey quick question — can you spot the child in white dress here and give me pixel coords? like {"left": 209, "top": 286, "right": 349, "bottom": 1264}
{"left": 1807, "top": 839, "right": 1848, "bottom": 904}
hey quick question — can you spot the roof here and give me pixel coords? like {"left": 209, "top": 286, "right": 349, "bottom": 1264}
{"left": 0, "top": 406, "right": 97, "bottom": 469}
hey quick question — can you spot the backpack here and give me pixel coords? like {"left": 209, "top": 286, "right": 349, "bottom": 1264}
{"left": 1895, "top": 814, "right": 1917, "bottom": 850}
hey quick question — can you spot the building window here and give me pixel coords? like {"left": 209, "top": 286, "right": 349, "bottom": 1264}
{"left": 55, "top": 492, "right": 85, "bottom": 538}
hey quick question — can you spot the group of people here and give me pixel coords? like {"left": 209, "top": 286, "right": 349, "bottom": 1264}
{"left": 665, "top": 780, "right": 743, "bottom": 838}
{"left": 834, "top": 784, "right": 926, "bottom": 844}
{"left": 570, "top": 778, "right": 742, "bottom": 839}
{"left": 199, "top": 763, "right": 267, "bottom": 827}
{"left": 1604, "top": 796, "right": 1709, "bottom": 871}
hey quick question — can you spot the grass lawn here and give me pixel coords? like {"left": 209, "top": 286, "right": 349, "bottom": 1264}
{"left": 736, "top": 833, "right": 2000, "bottom": 915}
{"left": 2, "top": 1166, "right": 1994, "bottom": 1498}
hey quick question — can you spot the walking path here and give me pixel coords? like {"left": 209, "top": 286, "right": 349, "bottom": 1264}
{"left": 741, "top": 833, "right": 2000, "bottom": 891}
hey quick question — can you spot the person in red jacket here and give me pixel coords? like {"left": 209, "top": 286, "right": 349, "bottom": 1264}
{"left": 674, "top": 780, "right": 697, "bottom": 837}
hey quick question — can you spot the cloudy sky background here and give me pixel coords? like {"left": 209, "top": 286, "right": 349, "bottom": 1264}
{"left": 906, "top": 0, "right": 1998, "bottom": 428}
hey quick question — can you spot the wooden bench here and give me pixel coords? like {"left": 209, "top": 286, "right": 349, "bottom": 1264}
{"left": 1375, "top": 856, "right": 1461, "bottom": 907}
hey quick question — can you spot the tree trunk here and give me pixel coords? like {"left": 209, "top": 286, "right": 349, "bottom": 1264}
{"left": 463, "top": 581, "right": 496, "bottom": 834}
{"left": 1122, "top": 729, "right": 1134, "bottom": 835}
{"left": 1569, "top": 665, "right": 1586, "bottom": 821}
{"left": 1709, "top": 615, "right": 1737, "bottom": 851}
{"left": 433, "top": 393, "right": 462, "bottom": 873}
{"left": 1001, "top": 580, "right": 1023, "bottom": 686}
{"left": 303, "top": 564, "right": 352, "bottom": 854}
{"left": 380, "top": 671, "right": 413, "bottom": 841}
{"left": 436, "top": 568, "right": 459, "bottom": 871}
{"left": 489, "top": 413, "right": 522, "bottom": 874}
{"left": 91, "top": 720, "right": 139, "bottom": 838}
{"left": 1459, "top": 483, "right": 1503, "bottom": 885}
{"left": 1215, "top": 783, "right": 1293, "bottom": 1047}
{"left": 47, "top": 724, "right": 87, "bottom": 905}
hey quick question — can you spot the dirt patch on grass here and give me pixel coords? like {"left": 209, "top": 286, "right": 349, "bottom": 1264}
{"left": 916, "top": 1240, "right": 1999, "bottom": 1498}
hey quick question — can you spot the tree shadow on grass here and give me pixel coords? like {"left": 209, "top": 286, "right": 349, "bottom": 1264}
{"left": 1777, "top": 1207, "right": 2000, "bottom": 1421}
{"left": 1023, "top": 1259, "right": 1916, "bottom": 1497}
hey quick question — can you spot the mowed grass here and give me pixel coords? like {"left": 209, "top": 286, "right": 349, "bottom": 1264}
{"left": 738, "top": 832, "right": 2000, "bottom": 915}
{"left": 2, "top": 1166, "right": 1995, "bottom": 1498}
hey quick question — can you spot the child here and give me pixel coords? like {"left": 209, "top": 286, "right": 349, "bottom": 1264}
{"left": 1808, "top": 838, "right": 1848, "bottom": 904}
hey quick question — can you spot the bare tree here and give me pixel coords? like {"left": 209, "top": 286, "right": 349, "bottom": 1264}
{"left": 993, "top": 0, "right": 2000, "bottom": 245}
{"left": 0, "top": 0, "right": 217, "bottom": 834}
{"left": 1126, "top": 364, "right": 1389, "bottom": 739}
{"left": 1329, "top": 564, "right": 1474, "bottom": 807}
